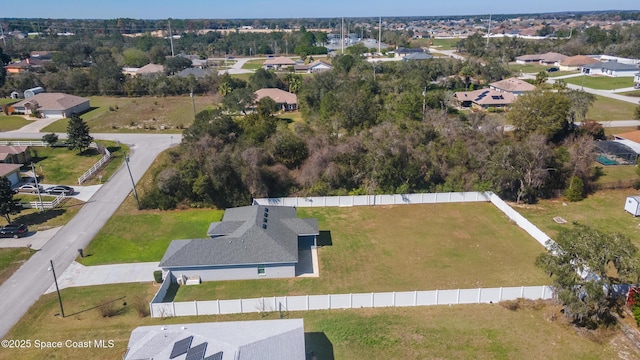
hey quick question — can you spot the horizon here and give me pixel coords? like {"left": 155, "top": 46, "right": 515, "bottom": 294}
{"left": 2, "top": 0, "right": 639, "bottom": 21}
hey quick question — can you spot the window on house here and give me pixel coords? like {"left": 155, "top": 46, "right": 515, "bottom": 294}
{"left": 257, "top": 265, "right": 266, "bottom": 276}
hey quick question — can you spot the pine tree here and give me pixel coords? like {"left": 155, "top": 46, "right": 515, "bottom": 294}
{"left": 66, "top": 113, "right": 93, "bottom": 153}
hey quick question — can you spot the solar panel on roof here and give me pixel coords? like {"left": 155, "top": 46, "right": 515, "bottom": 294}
{"left": 204, "top": 352, "right": 223, "bottom": 360}
{"left": 170, "top": 336, "right": 193, "bottom": 359}
{"left": 185, "top": 342, "right": 208, "bottom": 360}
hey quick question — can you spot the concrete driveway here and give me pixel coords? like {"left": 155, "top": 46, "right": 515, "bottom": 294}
{"left": 0, "top": 226, "right": 61, "bottom": 250}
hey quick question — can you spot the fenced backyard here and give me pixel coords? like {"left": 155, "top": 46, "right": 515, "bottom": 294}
{"left": 19, "top": 193, "right": 67, "bottom": 210}
{"left": 151, "top": 191, "right": 558, "bottom": 318}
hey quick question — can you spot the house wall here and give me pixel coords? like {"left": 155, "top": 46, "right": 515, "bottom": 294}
{"left": 6, "top": 172, "right": 20, "bottom": 186}
{"left": 168, "top": 263, "right": 296, "bottom": 282}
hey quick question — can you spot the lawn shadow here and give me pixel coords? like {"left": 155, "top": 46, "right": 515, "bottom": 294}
{"left": 66, "top": 296, "right": 127, "bottom": 318}
{"left": 317, "top": 230, "right": 333, "bottom": 247}
{"left": 78, "top": 148, "right": 101, "bottom": 157}
{"left": 305, "top": 332, "right": 334, "bottom": 360}
{"left": 12, "top": 209, "right": 66, "bottom": 226}
{"left": 106, "top": 145, "right": 121, "bottom": 153}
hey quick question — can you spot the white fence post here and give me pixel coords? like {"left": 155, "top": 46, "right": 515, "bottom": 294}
{"left": 414, "top": 290, "right": 417, "bottom": 306}
{"left": 435, "top": 290, "right": 439, "bottom": 305}
{"left": 499, "top": 287, "right": 503, "bottom": 301}
{"left": 194, "top": 300, "right": 198, "bottom": 316}
{"left": 477, "top": 288, "right": 482, "bottom": 303}
{"left": 328, "top": 294, "right": 331, "bottom": 309}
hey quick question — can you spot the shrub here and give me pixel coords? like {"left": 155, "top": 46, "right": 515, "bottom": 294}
{"left": 153, "top": 270, "right": 163, "bottom": 283}
{"left": 42, "top": 133, "right": 59, "bottom": 146}
{"left": 97, "top": 300, "right": 120, "bottom": 317}
{"left": 131, "top": 295, "right": 150, "bottom": 318}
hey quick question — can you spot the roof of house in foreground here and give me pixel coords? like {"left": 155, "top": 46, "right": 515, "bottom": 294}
{"left": 453, "top": 88, "right": 516, "bottom": 106}
{"left": 124, "top": 319, "right": 305, "bottom": 360}
{"left": 12, "top": 93, "right": 89, "bottom": 110}
{"left": 490, "top": 77, "right": 537, "bottom": 93}
{"left": 159, "top": 205, "right": 318, "bottom": 268}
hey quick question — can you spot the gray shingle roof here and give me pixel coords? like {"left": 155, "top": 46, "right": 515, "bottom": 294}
{"left": 124, "top": 319, "right": 305, "bottom": 360}
{"left": 160, "top": 205, "right": 318, "bottom": 268}
{"left": 584, "top": 61, "right": 639, "bottom": 71}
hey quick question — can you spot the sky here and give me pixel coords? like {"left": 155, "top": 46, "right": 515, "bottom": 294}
{"left": 2, "top": 0, "right": 639, "bottom": 19}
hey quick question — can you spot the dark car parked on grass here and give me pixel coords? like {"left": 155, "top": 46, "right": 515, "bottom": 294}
{"left": 0, "top": 224, "right": 28, "bottom": 238}
{"left": 44, "top": 186, "right": 74, "bottom": 196}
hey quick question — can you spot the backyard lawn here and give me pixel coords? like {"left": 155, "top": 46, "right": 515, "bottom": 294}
{"left": 40, "top": 95, "right": 216, "bottom": 133}
{"left": 516, "top": 189, "right": 640, "bottom": 248}
{"left": 242, "top": 59, "right": 264, "bottom": 70}
{"left": 564, "top": 75, "right": 635, "bottom": 90}
{"left": 173, "top": 203, "right": 549, "bottom": 301}
{"left": 508, "top": 63, "right": 551, "bottom": 74}
{"left": 0, "top": 115, "right": 32, "bottom": 131}
{"left": 587, "top": 95, "right": 638, "bottom": 121}
{"left": 0, "top": 282, "right": 626, "bottom": 360}
{"left": 0, "top": 198, "right": 85, "bottom": 231}
{"left": 29, "top": 141, "right": 127, "bottom": 185}
{"left": 412, "top": 38, "right": 460, "bottom": 50}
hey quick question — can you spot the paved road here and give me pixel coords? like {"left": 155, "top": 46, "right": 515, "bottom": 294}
{"left": 218, "top": 57, "right": 253, "bottom": 75}
{"left": 428, "top": 47, "right": 466, "bottom": 61}
{"left": 0, "top": 132, "right": 181, "bottom": 338}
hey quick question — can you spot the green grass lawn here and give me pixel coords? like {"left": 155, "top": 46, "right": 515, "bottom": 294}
{"left": 587, "top": 95, "right": 638, "bottom": 121}
{"left": 563, "top": 76, "right": 634, "bottom": 90}
{"left": 79, "top": 208, "right": 224, "bottom": 265}
{"left": 620, "top": 90, "right": 640, "bottom": 97}
{"left": 173, "top": 203, "right": 549, "bottom": 302}
{"left": 603, "top": 126, "right": 638, "bottom": 136}
{"left": 0, "top": 282, "right": 624, "bottom": 360}
{"left": 30, "top": 141, "right": 127, "bottom": 185}
{"left": 595, "top": 164, "right": 638, "bottom": 184}
{"left": 412, "top": 38, "right": 460, "bottom": 50}
{"left": 516, "top": 189, "right": 640, "bottom": 248}
{"left": 0, "top": 248, "right": 32, "bottom": 285}
{"left": 40, "top": 96, "right": 216, "bottom": 133}
{"left": 242, "top": 59, "right": 264, "bottom": 70}
{"left": 0, "top": 115, "right": 32, "bottom": 131}
{"left": 0, "top": 98, "right": 18, "bottom": 105}
{"left": 230, "top": 73, "right": 253, "bottom": 82}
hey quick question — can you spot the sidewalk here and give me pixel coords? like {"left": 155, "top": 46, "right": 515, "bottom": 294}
{"left": 45, "top": 261, "right": 160, "bottom": 294}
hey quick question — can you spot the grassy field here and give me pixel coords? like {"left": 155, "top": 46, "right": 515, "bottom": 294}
{"left": 40, "top": 96, "right": 216, "bottom": 133}
{"left": 516, "top": 189, "right": 640, "bottom": 248}
{"left": 242, "top": 59, "right": 264, "bottom": 70}
{"left": 173, "top": 203, "right": 549, "bottom": 302}
{"left": 0, "top": 248, "right": 32, "bottom": 285}
{"left": 564, "top": 76, "right": 635, "bottom": 90}
{"left": 0, "top": 282, "right": 627, "bottom": 360}
{"left": 595, "top": 165, "right": 637, "bottom": 183}
{"left": 0, "top": 98, "right": 18, "bottom": 106}
{"left": 508, "top": 63, "right": 551, "bottom": 74}
{"left": 0, "top": 198, "right": 85, "bottom": 231}
{"left": 79, "top": 208, "right": 224, "bottom": 265}
{"left": 587, "top": 95, "right": 638, "bottom": 121}
{"left": 620, "top": 90, "right": 640, "bottom": 97}
{"left": 29, "top": 141, "right": 127, "bottom": 185}
{"left": 0, "top": 115, "right": 32, "bottom": 131}
{"left": 603, "top": 126, "right": 638, "bottom": 136}
{"left": 412, "top": 38, "right": 460, "bottom": 50}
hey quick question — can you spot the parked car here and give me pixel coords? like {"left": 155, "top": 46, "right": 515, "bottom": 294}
{"left": 634, "top": 83, "right": 640, "bottom": 89}
{"left": 0, "top": 224, "right": 28, "bottom": 238}
{"left": 44, "top": 185, "right": 75, "bottom": 196}
{"left": 16, "top": 183, "right": 44, "bottom": 194}
{"left": 546, "top": 67, "right": 559, "bottom": 72}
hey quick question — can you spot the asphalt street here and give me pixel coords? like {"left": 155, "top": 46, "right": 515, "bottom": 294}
{"left": 0, "top": 132, "right": 180, "bottom": 338}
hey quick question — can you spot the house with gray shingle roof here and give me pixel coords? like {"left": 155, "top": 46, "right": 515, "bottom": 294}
{"left": 159, "top": 205, "right": 318, "bottom": 281}
{"left": 124, "top": 319, "right": 305, "bottom": 360}
{"left": 582, "top": 61, "right": 639, "bottom": 77}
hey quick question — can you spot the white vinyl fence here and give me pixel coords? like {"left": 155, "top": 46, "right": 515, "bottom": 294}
{"left": 78, "top": 145, "right": 111, "bottom": 184}
{"left": 253, "top": 191, "right": 491, "bottom": 207}
{"left": 0, "top": 140, "right": 48, "bottom": 147}
{"left": 150, "top": 285, "right": 554, "bottom": 318}
{"left": 20, "top": 193, "right": 67, "bottom": 210}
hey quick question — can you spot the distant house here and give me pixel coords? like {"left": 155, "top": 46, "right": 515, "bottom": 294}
{"left": 263, "top": 56, "right": 296, "bottom": 70}
{"left": 625, "top": 196, "right": 640, "bottom": 216}
{"left": 489, "top": 77, "right": 537, "bottom": 96}
{"left": 582, "top": 61, "right": 639, "bottom": 77}
{"left": 4, "top": 58, "right": 45, "bottom": 74}
{"left": 159, "top": 205, "right": 318, "bottom": 282}
{"left": 0, "top": 146, "right": 31, "bottom": 165}
{"left": 0, "top": 164, "right": 23, "bottom": 186}
{"left": 293, "top": 60, "right": 333, "bottom": 74}
{"left": 124, "top": 319, "right": 305, "bottom": 360}
{"left": 135, "top": 63, "right": 165, "bottom": 76}
{"left": 12, "top": 93, "right": 90, "bottom": 118}
{"left": 453, "top": 88, "right": 516, "bottom": 111}
{"left": 255, "top": 88, "right": 298, "bottom": 111}
{"left": 515, "top": 52, "right": 567, "bottom": 66}
{"left": 559, "top": 55, "right": 600, "bottom": 71}
{"left": 403, "top": 53, "right": 433, "bottom": 61}
{"left": 175, "top": 68, "right": 212, "bottom": 79}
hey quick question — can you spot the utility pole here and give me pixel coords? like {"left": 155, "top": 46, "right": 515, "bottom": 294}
{"left": 168, "top": 20, "right": 175, "bottom": 57}
{"left": 190, "top": 89, "right": 196, "bottom": 120}
{"left": 49, "top": 260, "right": 65, "bottom": 318}
{"left": 341, "top": 17, "right": 344, "bottom": 54}
{"left": 422, "top": 86, "right": 427, "bottom": 117}
{"left": 124, "top": 153, "right": 140, "bottom": 209}
{"left": 378, "top": 17, "right": 382, "bottom": 54}
{"left": 0, "top": 21, "right": 5, "bottom": 47}
{"left": 486, "top": 13, "right": 492, "bottom": 48}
